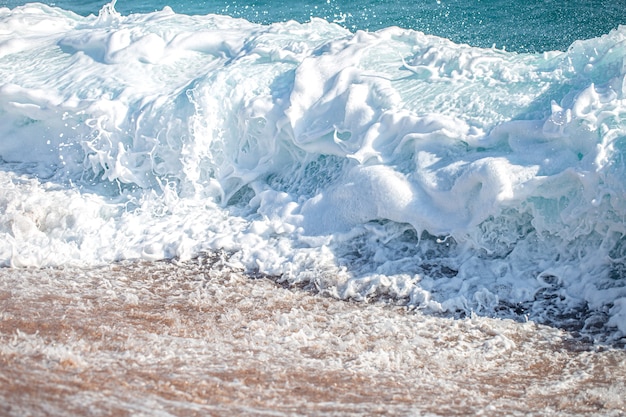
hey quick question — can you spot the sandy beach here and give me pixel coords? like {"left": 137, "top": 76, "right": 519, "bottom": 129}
{"left": 1, "top": 257, "right": 625, "bottom": 416}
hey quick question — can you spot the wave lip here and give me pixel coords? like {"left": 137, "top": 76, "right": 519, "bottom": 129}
{"left": 1, "top": 3, "right": 625, "bottom": 341}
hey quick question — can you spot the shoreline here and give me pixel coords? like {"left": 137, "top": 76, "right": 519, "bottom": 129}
{"left": 1, "top": 260, "right": 625, "bottom": 416}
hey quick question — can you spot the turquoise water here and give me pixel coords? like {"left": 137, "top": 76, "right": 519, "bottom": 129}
{"left": 2, "top": 0, "right": 625, "bottom": 52}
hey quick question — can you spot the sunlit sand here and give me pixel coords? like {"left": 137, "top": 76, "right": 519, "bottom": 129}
{"left": 1, "top": 260, "right": 624, "bottom": 416}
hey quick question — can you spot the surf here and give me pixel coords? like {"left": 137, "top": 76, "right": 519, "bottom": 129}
{"left": 0, "top": 2, "right": 625, "bottom": 341}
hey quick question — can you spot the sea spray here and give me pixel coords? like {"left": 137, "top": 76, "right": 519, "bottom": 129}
{"left": 0, "top": 3, "right": 625, "bottom": 340}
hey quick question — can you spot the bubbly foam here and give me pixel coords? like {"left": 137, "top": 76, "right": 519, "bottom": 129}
{"left": 0, "top": 3, "right": 625, "bottom": 339}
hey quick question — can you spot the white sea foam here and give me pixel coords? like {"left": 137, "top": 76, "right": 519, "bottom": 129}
{"left": 1, "top": 3, "right": 625, "bottom": 339}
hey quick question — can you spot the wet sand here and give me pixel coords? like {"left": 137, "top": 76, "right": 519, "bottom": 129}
{"left": 1, "top": 259, "right": 625, "bottom": 416}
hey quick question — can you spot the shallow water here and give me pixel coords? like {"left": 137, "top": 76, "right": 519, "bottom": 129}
{"left": 1, "top": 260, "right": 625, "bottom": 416}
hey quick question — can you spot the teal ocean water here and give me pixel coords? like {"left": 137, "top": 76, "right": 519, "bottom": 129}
{"left": 3, "top": 0, "right": 625, "bottom": 52}
{"left": 1, "top": 0, "right": 626, "bottom": 343}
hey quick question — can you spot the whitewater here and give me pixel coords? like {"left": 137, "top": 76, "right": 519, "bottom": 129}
{"left": 2, "top": 0, "right": 626, "bottom": 338}
{"left": 0, "top": 1, "right": 626, "bottom": 415}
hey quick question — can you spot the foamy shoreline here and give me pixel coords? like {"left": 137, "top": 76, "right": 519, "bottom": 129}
{"left": 0, "top": 259, "right": 624, "bottom": 416}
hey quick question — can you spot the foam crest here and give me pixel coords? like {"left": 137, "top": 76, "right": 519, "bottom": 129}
{"left": 0, "top": 3, "right": 625, "bottom": 339}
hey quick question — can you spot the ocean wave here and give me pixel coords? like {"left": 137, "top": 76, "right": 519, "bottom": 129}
{"left": 1, "top": 2, "right": 625, "bottom": 340}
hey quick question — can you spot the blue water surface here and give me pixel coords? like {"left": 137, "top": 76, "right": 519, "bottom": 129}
{"left": 1, "top": 0, "right": 625, "bottom": 52}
